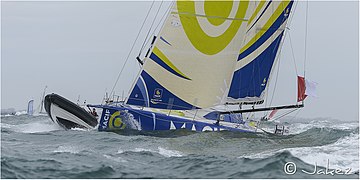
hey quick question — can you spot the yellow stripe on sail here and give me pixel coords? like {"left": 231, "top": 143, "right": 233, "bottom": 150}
{"left": 247, "top": 0, "right": 266, "bottom": 26}
{"left": 240, "top": 0, "right": 290, "bottom": 54}
{"left": 152, "top": 46, "right": 191, "bottom": 80}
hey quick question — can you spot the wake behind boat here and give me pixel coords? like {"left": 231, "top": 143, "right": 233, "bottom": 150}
{"left": 44, "top": 0, "right": 316, "bottom": 134}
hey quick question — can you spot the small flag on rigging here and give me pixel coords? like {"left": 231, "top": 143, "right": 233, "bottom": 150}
{"left": 297, "top": 76, "right": 318, "bottom": 102}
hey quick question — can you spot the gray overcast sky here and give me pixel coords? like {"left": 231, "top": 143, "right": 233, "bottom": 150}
{"left": 1, "top": 1, "right": 359, "bottom": 122}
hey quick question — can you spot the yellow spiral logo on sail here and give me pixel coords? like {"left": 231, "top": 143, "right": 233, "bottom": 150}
{"left": 177, "top": 0, "right": 249, "bottom": 55}
{"left": 109, "top": 111, "right": 126, "bottom": 129}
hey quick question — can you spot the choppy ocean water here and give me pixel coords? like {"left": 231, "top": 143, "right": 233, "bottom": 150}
{"left": 1, "top": 113, "right": 359, "bottom": 179}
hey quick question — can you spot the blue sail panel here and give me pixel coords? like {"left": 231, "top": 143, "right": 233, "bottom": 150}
{"left": 227, "top": 1, "right": 293, "bottom": 101}
{"left": 127, "top": 71, "right": 198, "bottom": 110}
{"left": 228, "top": 31, "right": 284, "bottom": 100}
{"left": 238, "top": 1, "right": 293, "bottom": 61}
{"left": 127, "top": 76, "right": 149, "bottom": 107}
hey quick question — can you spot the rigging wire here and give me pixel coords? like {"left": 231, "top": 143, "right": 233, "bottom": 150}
{"left": 154, "top": 1, "right": 173, "bottom": 33}
{"left": 140, "top": 1, "right": 173, "bottom": 58}
{"left": 109, "top": 1, "right": 156, "bottom": 97}
{"left": 304, "top": 0, "right": 309, "bottom": 77}
{"left": 272, "top": 108, "right": 298, "bottom": 121}
{"left": 264, "top": 33, "right": 283, "bottom": 117}
{"left": 285, "top": 1, "right": 300, "bottom": 76}
{"left": 262, "top": 3, "right": 276, "bottom": 118}
{"left": 288, "top": 31, "right": 299, "bottom": 76}
{"left": 288, "top": 108, "right": 302, "bottom": 122}
{"left": 286, "top": 1, "right": 298, "bottom": 30}
{"left": 152, "top": 1, "right": 173, "bottom": 39}
{"left": 267, "top": 38, "right": 283, "bottom": 111}
{"left": 264, "top": 2, "right": 297, "bottom": 118}
{"left": 139, "top": 1, "right": 164, "bottom": 56}
{"left": 265, "top": 1, "right": 300, "bottom": 117}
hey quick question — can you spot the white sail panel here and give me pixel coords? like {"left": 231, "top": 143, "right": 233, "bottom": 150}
{"left": 227, "top": 0, "right": 294, "bottom": 104}
{"left": 127, "top": 1, "right": 256, "bottom": 110}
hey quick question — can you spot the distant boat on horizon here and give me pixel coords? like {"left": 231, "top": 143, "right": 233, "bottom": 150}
{"left": 27, "top": 86, "right": 48, "bottom": 116}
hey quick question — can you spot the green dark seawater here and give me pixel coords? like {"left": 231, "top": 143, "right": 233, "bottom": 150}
{"left": 1, "top": 113, "right": 359, "bottom": 179}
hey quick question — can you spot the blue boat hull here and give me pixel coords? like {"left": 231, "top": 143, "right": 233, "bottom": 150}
{"left": 90, "top": 105, "right": 256, "bottom": 133}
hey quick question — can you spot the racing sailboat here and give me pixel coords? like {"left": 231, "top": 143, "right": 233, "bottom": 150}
{"left": 45, "top": 0, "right": 307, "bottom": 133}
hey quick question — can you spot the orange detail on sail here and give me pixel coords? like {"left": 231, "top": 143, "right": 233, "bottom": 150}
{"left": 297, "top": 76, "right": 307, "bottom": 102}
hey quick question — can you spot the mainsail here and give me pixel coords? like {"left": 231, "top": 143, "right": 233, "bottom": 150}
{"left": 126, "top": 1, "right": 257, "bottom": 110}
{"left": 227, "top": 0, "right": 294, "bottom": 104}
